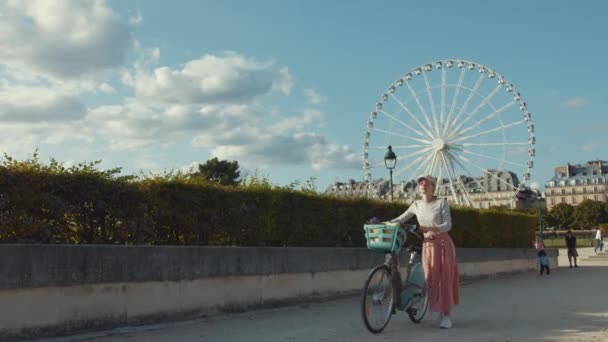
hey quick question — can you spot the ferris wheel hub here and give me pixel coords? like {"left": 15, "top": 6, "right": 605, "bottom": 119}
{"left": 432, "top": 138, "right": 446, "bottom": 152}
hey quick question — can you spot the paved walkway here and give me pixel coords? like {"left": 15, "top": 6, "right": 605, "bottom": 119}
{"left": 43, "top": 249, "right": 608, "bottom": 342}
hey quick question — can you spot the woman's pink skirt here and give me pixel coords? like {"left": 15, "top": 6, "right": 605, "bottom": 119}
{"left": 422, "top": 232, "right": 460, "bottom": 314}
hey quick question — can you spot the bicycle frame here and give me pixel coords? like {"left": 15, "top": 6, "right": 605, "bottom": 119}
{"left": 385, "top": 247, "right": 425, "bottom": 311}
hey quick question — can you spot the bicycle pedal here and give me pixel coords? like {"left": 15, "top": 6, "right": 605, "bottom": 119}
{"left": 406, "top": 308, "right": 418, "bottom": 315}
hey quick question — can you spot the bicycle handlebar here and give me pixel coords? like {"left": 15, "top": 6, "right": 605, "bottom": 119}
{"left": 397, "top": 223, "right": 421, "bottom": 239}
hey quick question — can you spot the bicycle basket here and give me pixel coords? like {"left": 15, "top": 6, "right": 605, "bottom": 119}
{"left": 364, "top": 223, "right": 407, "bottom": 254}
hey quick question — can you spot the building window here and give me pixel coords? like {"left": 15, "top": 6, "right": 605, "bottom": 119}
{"left": 561, "top": 189, "right": 565, "bottom": 195}
{"left": 594, "top": 195, "right": 599, "bottom": 201}
{"left": 550, "top": 189, "right": 555, "bottom": 195}
{"left": 584, "top": 196, "right": 588, "bottom": 200}
{"left": 572, "top": 197, "right": 577, "bottom": 204}
{"left": 551, "top": 198, "right": 555, "bottom": 205}
{"left": 594, "top": 186, "right": 598, "bottom": 193}
{"left": 571, "top": 188, "right": 576, "bottom": 194}
{"left": 583, "top": 188, "right": 587, "bottom": 194}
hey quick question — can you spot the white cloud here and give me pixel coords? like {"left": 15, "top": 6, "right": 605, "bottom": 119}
{"left": 134, "top": 52, "right": 293, "bottom": 104}
{"left": 581, "top": 143, "right": 596, "bottom": 151}
{"left": 87, "top": 101, "right": 192, "bottom": 150}
{"left": 86, "top": 95, "right": 359, "bottom": 170}
{"left": 0, "top": 120, "right": 94, "bottom": 158}
{"left": 128, "top": 12, "right": 143, "bottom": 26}
{"left": 0, "top": 86, "right": 87, "bottom": 122}
{"left": 561, "top": 96, "right": 590, "bottom": 108}
{"left": 134, "top": 156, "right": 162, "bottom": 171}
{"left": 303, "top": 88, "right": 327, "bottom": 105}
{"left": 0, "top": 0, "right": 132, "bottom": 79}
{"left": 507, "top": 146, "right": 527, "bottom": 157}
{"left": 273, "top": 67, "right": 294, "bottom": 95}
{"left": 269, "top": 109, "right": 324, "bottom": 133}
{"left": 0, "top": 3, "right": 353, "bottom": 175}
{"left": 179, "top": 161, "right": 201, "bottom": 173}
{"left": 98, "top": 83, "right": 116, "bottom": 94}
{"left": 208, "top": 133, "right": 360, "bottom": 170}
{"left": 309, "top": 141, "right": 360, "bottom": 170}
{"left": 132, "top": 41, "right": 161, "bottom": 67}
{"left": 121, "top": 69, "right": 135, "bottom": 87}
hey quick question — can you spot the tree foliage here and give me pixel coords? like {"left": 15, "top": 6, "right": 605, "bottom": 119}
{"left": 192, "top": 157, "right": 240, "bottom": 186}
{"left": 572, "top": 199, "right": 607, "bottom": 229}
{"left": 547, "top": 203, "right": 575, "bottom": 229}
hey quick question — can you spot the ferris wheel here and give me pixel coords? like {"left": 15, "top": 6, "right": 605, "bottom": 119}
{"left": 362, "top": 59, "right": 535, "bottom": 206}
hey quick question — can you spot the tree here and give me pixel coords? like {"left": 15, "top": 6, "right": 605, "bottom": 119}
{"left": 192, "top": 157, "right": 241, "bottom": 186}
{"left": 547, "top": 203, "right": 574, "bottom": 229}
{"left": 572, "top": 199, "right": 607, "bottom": 229}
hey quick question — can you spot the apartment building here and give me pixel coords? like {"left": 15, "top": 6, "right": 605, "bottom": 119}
{"left": 545, "top": 160, "right": 608, "bottom": 210}
{"left": 325, "top": 169, "right": 540, "bottom": 209}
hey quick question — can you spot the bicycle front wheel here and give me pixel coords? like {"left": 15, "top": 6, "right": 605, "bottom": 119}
{"left": 361, "top": 264, "right": 394, "bottom": 333}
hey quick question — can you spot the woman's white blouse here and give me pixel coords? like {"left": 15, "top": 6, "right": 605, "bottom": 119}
{"left": 390, "top": 199, "right": 452, "bottom": 232}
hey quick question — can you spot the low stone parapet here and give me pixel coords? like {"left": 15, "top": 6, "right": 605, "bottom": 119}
{"left": 0, "top": 245, "right": 557, "bottom": 339}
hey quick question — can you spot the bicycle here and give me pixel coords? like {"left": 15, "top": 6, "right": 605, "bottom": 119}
{"left": 361, "top": 222, "right": 428, "bottom": 333}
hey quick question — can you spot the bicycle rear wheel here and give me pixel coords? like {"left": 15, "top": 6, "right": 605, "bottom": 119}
{"left": 361, "top": 264, "right": 394, "bottom": 333}
{"left": 406, "top": 263, "right": 428, "bottom": 323}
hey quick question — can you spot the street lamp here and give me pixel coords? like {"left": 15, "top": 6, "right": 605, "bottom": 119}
{"left": 384, "top": 145, "right": 397, "bottom": 201}
{"left": 530, "top": 182, "right": 543, "bottom": 237}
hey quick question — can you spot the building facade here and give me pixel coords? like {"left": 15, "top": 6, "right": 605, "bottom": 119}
{"left": 324, "top": 179, "right": 372, "bottom": 198}
{"left": 325, "top": 169, "right": 541, "bottom": 209}
{"left": 544, "top": 160, "right": 608, "bottom": 210}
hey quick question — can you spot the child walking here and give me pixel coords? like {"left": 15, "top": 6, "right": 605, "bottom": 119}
{"left": 537, "top": 250, "right": 550, "bottom": 275}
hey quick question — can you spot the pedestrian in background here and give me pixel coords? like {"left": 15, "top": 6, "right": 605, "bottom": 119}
{"left": 564, "top": 230, "right": 578, "bottom": 268}
{"left": 594, "top": 228, "right": 603, "bottom": 253}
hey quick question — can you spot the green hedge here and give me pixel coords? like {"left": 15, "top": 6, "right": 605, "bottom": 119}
{"left": 0, "top": 167, "right": 536, "bottom": 247}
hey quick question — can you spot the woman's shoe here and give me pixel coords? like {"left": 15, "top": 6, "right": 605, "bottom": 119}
{"left": 439, "top": 315, "right": 452, "bottom": 329}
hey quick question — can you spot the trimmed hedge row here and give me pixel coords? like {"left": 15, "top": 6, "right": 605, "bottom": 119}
{"left": 0, "top": 168, "right": 536, "bottom": 247}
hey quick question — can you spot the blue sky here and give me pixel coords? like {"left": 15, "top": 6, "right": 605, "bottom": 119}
{"left": 0, "top": 0, "right": 606, "bottom": 191}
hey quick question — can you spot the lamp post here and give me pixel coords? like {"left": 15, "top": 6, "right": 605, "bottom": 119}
{"left": 530, "top": 183, "right": 543, "bottom": 237}
{"left": 384, "top": 145, "right": 397, "bottom": 201}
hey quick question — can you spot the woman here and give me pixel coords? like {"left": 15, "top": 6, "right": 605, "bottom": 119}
{"left": 390, "top": 174, "right": 459, "bottom": 329}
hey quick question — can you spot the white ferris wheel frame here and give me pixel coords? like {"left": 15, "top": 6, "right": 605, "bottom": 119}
{"left": 362, "top": 59, "right": 535, "bottom": 207}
